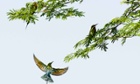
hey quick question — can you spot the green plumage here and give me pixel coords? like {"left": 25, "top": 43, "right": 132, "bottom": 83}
{"left": 33, "top": 54, "right": 68, "bottom": 83}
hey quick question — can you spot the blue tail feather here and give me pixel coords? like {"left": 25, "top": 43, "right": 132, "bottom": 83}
{"left": 41, "top": 73, "right": 54, "bottom": 83}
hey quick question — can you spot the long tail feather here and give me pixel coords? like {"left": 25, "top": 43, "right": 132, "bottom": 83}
{"left": 41, "top": 73, "right": 54, "bottom": 83}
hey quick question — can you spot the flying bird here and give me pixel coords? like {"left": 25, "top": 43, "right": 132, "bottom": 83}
{"left": 33, "top": 54, "right": 68, "bottom": 84}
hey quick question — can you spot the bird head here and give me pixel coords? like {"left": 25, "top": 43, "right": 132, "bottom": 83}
{"left": 48, "top": 61, "right": 53, "bottom": 66}
{"left": 91, "top": 23, "right": 98, "bottom": 27}
{"left": 47, "top": 61, "right": 53, "bottom": 69}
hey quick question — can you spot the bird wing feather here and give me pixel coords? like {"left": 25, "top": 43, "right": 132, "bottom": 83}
{"left": 33, "top": 54, "right": 47, "bottom": 72}
{"left": 52, "top": 67, "right": 68, "bottom": 76}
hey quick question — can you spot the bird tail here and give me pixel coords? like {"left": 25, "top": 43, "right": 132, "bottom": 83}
{"left": 41, "top": 74, "right": 54, "bottom": 83}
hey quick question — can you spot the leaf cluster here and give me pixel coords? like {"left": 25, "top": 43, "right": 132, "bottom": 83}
{"left": 64, "top": 0, "right": 140, "bottom": 62}
{"left": 6, "top": 0, "right": 140, "bottom": 62}
{"left": 7, "top": 0, "right": 84, "bottom": 27}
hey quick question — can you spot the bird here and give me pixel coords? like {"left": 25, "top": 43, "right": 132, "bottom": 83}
{"left": 84, "top": 24, "right": 97, "bottom": 47}
{"left": 33, "top": 54, "right": 68, "bottom": 83}
{"left": 89, "top": 24, "right": 97, "bottom": 36}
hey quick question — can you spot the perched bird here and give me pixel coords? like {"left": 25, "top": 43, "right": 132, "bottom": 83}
{"left": 89, "top": 24, "right": 97, "bottom": 36}
{"left": 84, "top": 24, "right": 98, "bottom": 47}
{"left": 33, "top": 54, "right": 68, "bottom": 83}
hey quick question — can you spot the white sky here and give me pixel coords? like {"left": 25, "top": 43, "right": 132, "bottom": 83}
{"left": 1, "top": 0, "right": 140, "bottom": 84}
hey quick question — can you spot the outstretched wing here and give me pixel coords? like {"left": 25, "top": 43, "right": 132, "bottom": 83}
{"left": 33, "top": 54, "right": 47, "bottom": 72}
{"left": 52, "top": 67, "right": 68, "bottom": 76}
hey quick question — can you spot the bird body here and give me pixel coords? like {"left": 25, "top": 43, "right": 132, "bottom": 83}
{"left": 33, "top": 54, "right": 68, "bottom": 83}
{"left": 85, "top": 24, "right": 98, "bottom": 47}
{"left": 89, "top": 24, "right": 97, "bottom": 36}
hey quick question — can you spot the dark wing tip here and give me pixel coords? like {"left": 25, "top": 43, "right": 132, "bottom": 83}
{"left": 33, "top": 53, "right": 35, "bottom": 57}
{"left": 65, "top": 67, "right": 69, "bottom": 70}
{"left": 33, "top": 54, "right": 37, "bottom": 60}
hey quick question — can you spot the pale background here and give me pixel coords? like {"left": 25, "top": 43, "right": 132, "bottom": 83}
{"left": 1, "top": 0, "right": 140, "bottom": 84}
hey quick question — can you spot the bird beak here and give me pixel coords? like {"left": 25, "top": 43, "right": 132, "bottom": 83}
{"left": 94, "top": 23, "right": 98, "bottom": 26}
{"left": 50, "top": 61, "right": 53, "bottom": 64}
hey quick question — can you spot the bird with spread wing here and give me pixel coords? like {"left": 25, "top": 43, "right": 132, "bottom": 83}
{"left": 33, "top": 54, "right": 68, "bottom": 84}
